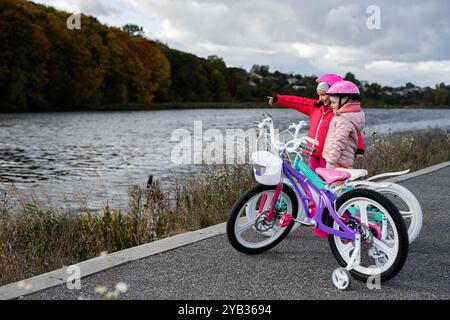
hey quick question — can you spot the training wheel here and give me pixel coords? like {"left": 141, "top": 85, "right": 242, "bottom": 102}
{"left": 332, "top": 268, "right": 350, "bottom": 290}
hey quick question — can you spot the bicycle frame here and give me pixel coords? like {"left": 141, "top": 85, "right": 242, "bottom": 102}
{"left": 279, "top": 161, "right": 357, "bottom": 241}
{"left": 242, "top": 116, "right": 410, "bottom": 288}
{"left": 253, "top": 116, "right": 357, "bottom": 241}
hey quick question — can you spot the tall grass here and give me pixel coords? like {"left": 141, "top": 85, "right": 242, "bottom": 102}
{"left": 1, "top": 129, "right": 449, "bottom": 285}
{"left": 0, "top": 165, "right": 253, "bottom": 285}
{"left": 355, "top": 129, "right": 450, "bottom": 175}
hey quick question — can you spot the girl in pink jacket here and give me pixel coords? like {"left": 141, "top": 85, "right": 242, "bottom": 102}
{"left": 323, "top": 80, "right": 365, "bottom": 169}
{"left": 268, "top": 74, "right": 365, "bottom": 172}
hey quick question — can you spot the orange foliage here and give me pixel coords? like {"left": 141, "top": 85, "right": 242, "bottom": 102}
{"left": 0, "top": 0, "right": 171, "bottom": 110}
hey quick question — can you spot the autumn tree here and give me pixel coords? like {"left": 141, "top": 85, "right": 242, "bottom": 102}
{"left": 122, "top": 24, "right": 145, "bottom": 37}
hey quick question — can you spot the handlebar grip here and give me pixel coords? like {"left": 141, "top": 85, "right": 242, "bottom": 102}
{"left": 302, "top": 144, "right": 317, "bottom": 153}
{"left": 304, "top": 138, "right": 319, "bottom": 146}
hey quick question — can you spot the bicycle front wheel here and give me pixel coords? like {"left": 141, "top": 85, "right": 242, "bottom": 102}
{"left": 227, "top": 184, "right": 298, "bottom": 255}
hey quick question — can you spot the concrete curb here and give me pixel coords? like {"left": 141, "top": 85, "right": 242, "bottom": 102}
{"left": 0, "top": 223, "right": 225, "bottom": 300}
{"left": 1, "top": 161, "right": 449, "bottom": 300}
{"left": 382, "top": 161, "right": 450, "bottom": 183}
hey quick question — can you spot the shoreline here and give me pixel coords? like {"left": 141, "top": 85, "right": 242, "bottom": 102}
{"left": 2, "top": 103, "right": 450, "bottom": 113}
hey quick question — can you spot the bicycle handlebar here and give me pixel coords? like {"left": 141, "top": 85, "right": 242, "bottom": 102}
{"left": 256, "top": 117, "right": 318, "bottom": 155}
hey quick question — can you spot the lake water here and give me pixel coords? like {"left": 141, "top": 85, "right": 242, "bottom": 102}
{"left": 1, "top": 108, "right": 450, "bottom": 210}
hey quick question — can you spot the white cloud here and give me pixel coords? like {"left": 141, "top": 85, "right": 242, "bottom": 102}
{"left": 31, "top": 0, "right": 450, "bottom": 86}
{"left": 33, "top": 0, "right": 118, "bottom": 17}
{"left": 364, "top": 60, "right": 450, "bottom": 87}
{"left": 292, "top": 43, "right": 322, "bottom": 59}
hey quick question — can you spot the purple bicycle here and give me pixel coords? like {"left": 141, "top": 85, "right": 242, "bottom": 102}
{"left": 226, "top": 116, "right": 409, "bottom": 290}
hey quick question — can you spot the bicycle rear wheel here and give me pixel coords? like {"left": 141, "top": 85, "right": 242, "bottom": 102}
{"left": 327, "top": 189, "right": 409, "bottom": 282}
{"left": 372, "top": 183, "right": 423, "bottom": 243}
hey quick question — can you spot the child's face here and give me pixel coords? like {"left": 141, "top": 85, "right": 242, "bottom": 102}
{"left": 317, "top": 90, "right": 330, "bottom": 105}
{"left": 330, "top": 100, "right": 339, "bottom": 112}
{"left": 329, "top": 96, "right": 340, "bottom": 112}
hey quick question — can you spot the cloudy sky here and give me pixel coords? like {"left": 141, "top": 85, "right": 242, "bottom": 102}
{"left": 32, "top": 0, "right": 450, "bottom": 87}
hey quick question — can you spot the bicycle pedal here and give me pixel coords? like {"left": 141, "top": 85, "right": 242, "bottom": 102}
{"left": 277, "top": 214, "right": 293, "bottom": 227}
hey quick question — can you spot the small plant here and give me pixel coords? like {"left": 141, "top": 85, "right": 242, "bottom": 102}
{"left": 93, "top": 282, "right": 129, "bottom": 300}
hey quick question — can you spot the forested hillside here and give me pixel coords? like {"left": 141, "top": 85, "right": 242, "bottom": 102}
{"left": 1, "top": 0, "right": 449, "bottom": 111}
{"left": 0, "top": 0, "right": 171, "bottom": 111}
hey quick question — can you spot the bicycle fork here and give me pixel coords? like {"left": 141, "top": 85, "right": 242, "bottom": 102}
{"left": 255, "top": 182, "right": 289, "bottom": 226}
{"left": 345, "top": 234, "right": 361, "bottom": 271}
{"left": 265, "top": 182, "right": 282, "bottom": 222}
{"left": 331, "top": 233, "right": 362, "bottom": 290}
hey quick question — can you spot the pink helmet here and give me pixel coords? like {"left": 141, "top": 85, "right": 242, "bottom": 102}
{"left": 326, "top": 80, "right": 360, "bottom": 96}
{"left": 316, "top": 74, "right": 343, "bottom": 86}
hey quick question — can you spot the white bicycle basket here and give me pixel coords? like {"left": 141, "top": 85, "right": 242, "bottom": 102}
{"left": 251, "top": 151, "right": 282, "bottom": 185}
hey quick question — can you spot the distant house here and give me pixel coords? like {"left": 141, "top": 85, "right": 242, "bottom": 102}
{"left": 392, "top": 87, "right": 422, "bottom": 96}
{"left": 287, "top": 76, "right": 299, "bottom": 85}
{"left": 287, "top": 76, "right": 306, "bottom": 90}
{"left": 248, "top": 72, "right": 264, "bottom": 86}
{"left": 402, "top": 87, "right": 422, "bottom": 95}
{"left": 249, "top": 72, "right": 263, "bottom": 81}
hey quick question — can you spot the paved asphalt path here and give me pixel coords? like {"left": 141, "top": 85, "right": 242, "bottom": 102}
{"left": 24, "top": 167, "right": 450, "bottom": 300}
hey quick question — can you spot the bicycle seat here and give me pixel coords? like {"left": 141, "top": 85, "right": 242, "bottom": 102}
{"left": 335, "top": 168, "right": 368, "bottom": 181}
{"left": 315, "top": 168, "right": 351, "bottom": 184}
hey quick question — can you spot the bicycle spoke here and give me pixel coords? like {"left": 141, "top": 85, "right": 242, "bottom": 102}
{"left": 265, "top": 229, "right": 276, "bottom": 237}
{"left": 340, "top": 242, "right": 354, "bottom": 257}
{"left": 400, "top": 210, "right": 413, "bottom": 219}
{"left": 358, "top": 201, "right": 369, "bottom": 226}
{"left": 238, "top": 218, "right": 258, "bottom": 233}
{"left": 372, "top": 238, "right": 396, "bottom": 260}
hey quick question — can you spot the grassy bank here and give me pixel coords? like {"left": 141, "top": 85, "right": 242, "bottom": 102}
{"left": 354, "top": 129, "right": 450, "bottom": 175}
{"left": 0, "top": 165, "right": 254, "bottom": 285}
{"left": 1, "top": 129, "right": 450, "bottom": 285}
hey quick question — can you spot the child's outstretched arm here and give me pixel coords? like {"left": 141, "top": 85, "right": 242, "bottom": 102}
{"left": 268, "top": 94, "right": 318, "bottom": 116}
{"left": 356, "top": 131, "right": 365, "bottom": 157}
